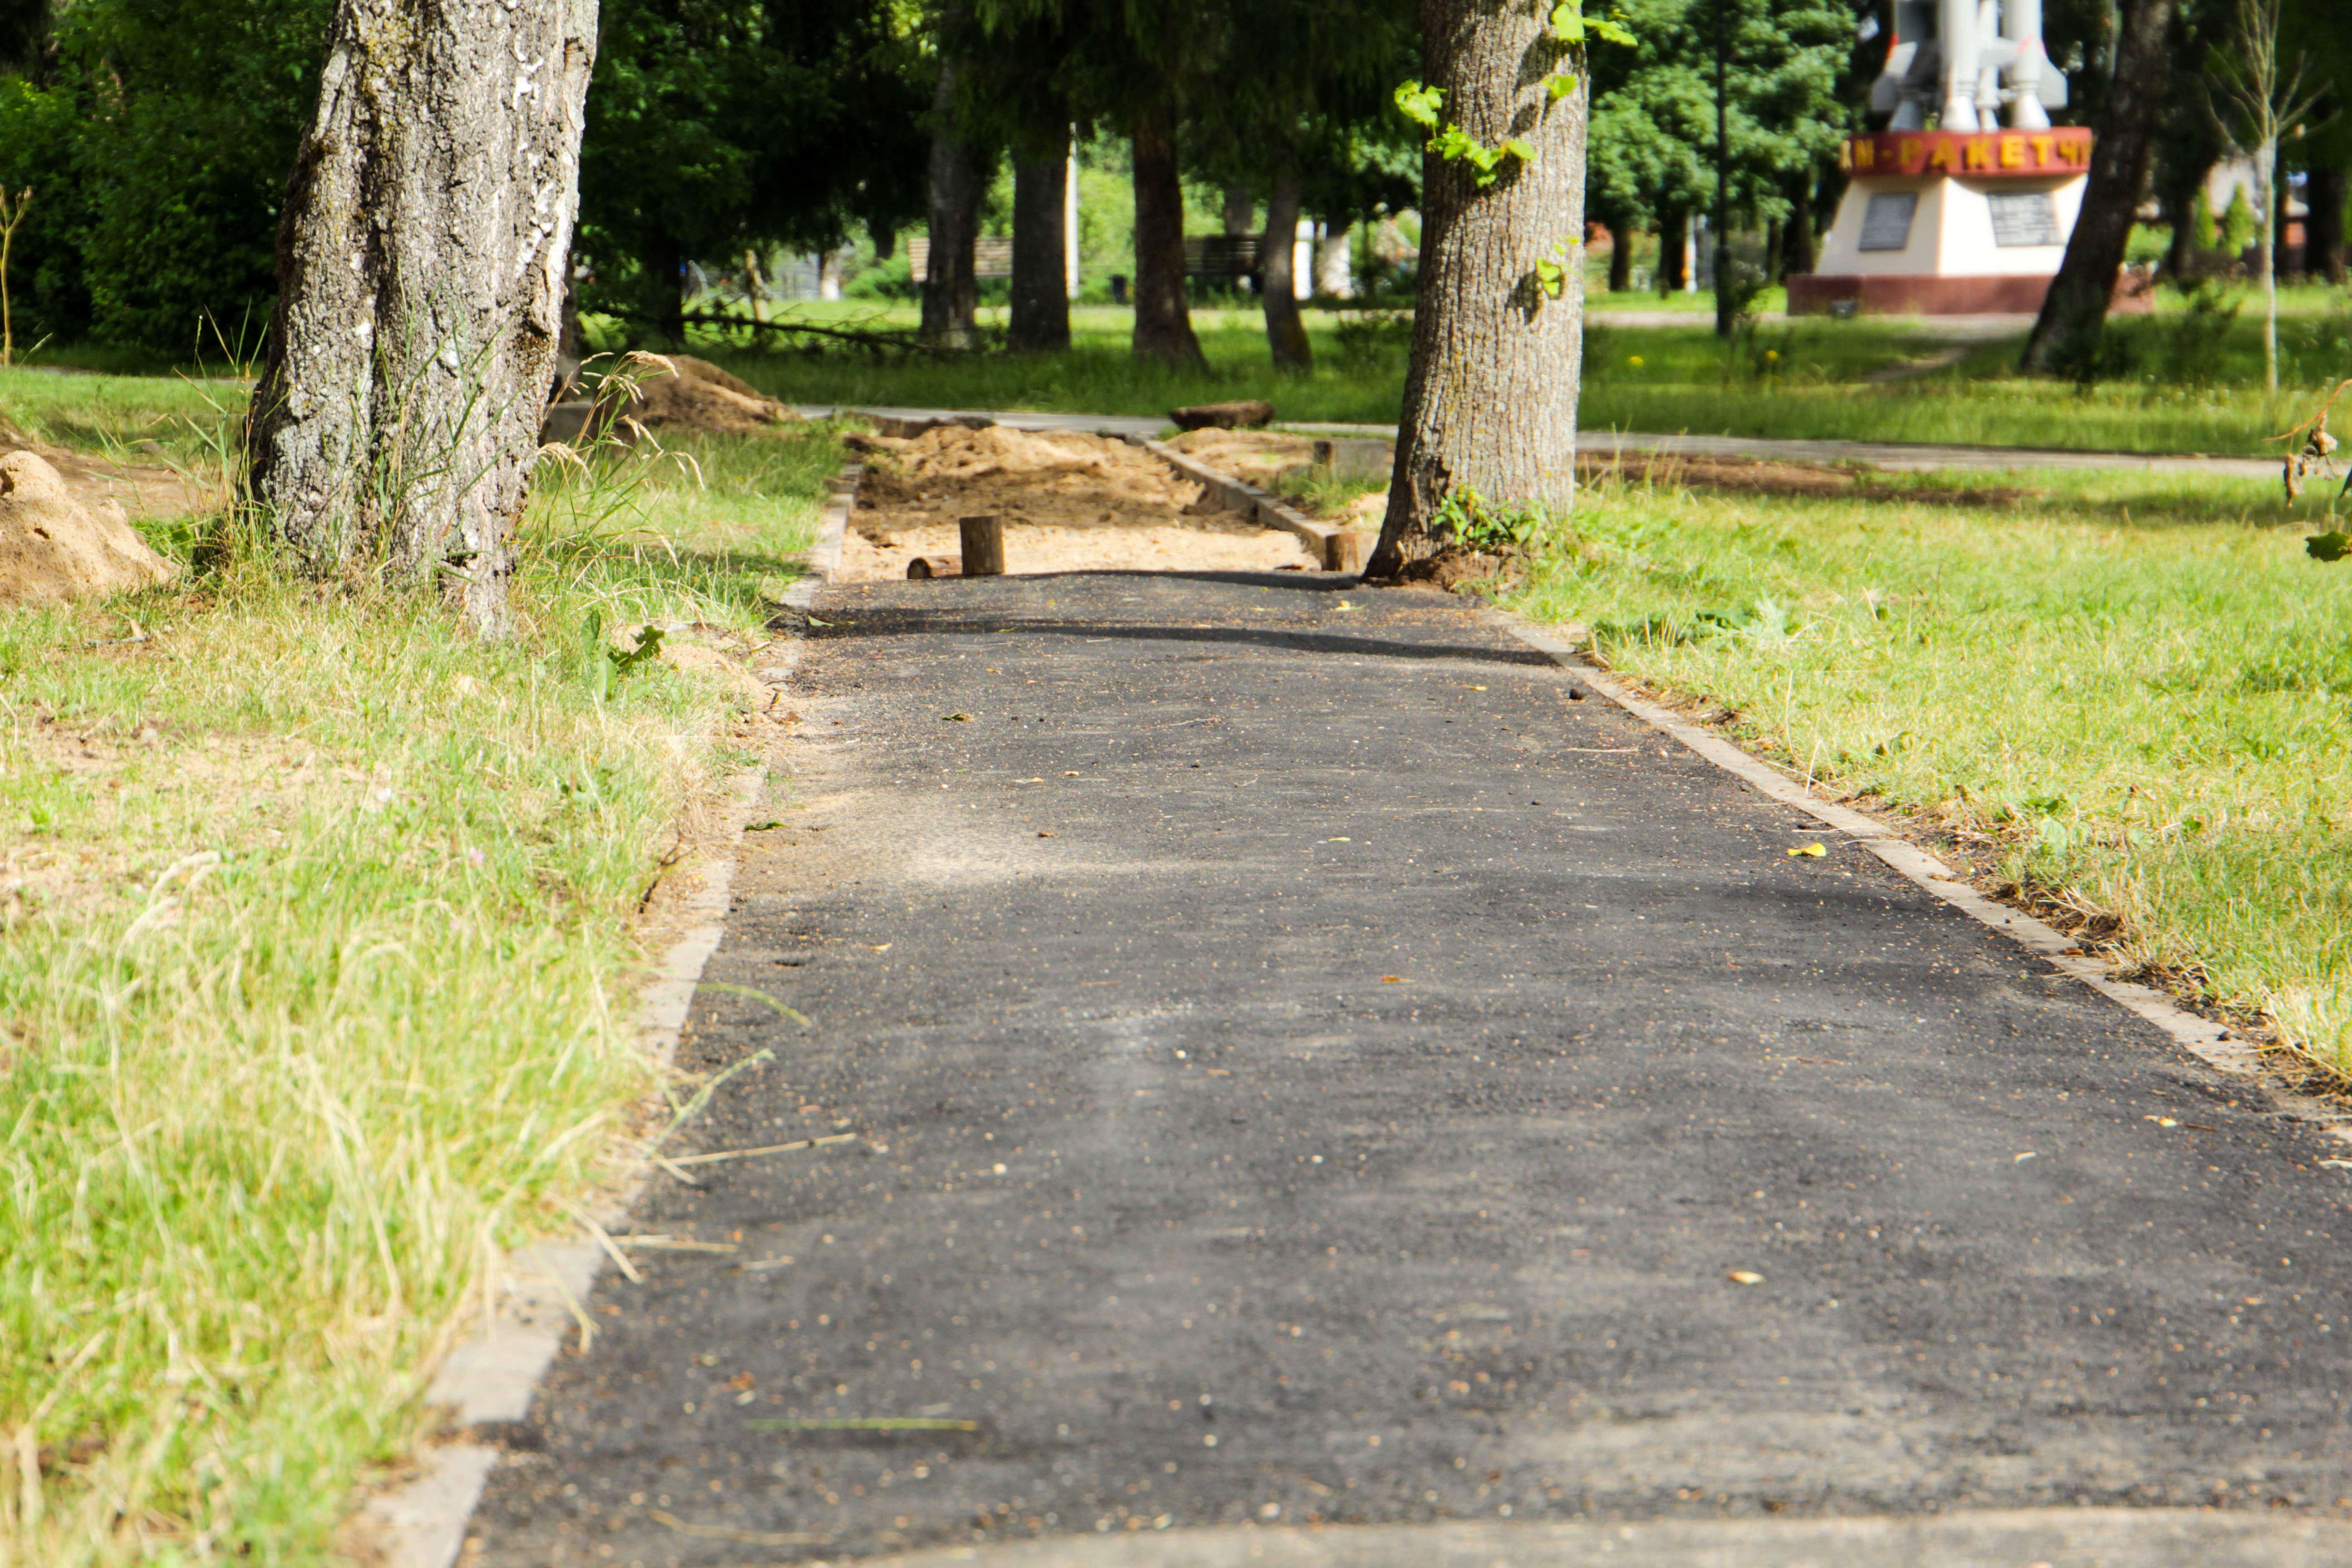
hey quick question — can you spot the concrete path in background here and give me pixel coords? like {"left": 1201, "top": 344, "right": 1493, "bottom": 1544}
{"left": 469, "top": 569, "right": 2352, "bottom": 1568}
{"left": 793, "top": 404, "right": 2280, "bottom": 481}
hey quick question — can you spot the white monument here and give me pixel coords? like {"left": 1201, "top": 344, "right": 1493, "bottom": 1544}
{"left": 1790, "top": 0, "right": 2087, "bottom": 315}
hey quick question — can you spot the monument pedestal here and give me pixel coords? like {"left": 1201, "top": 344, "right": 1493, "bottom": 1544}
{"left": 1788, "top": 128, "right": 2090, "bottom": 316}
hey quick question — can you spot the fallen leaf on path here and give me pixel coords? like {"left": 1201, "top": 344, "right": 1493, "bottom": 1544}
{"left": 1381, "top": 975, "right": 1406, "bottom": 983}
{"left": 1725, "top": 1270, "right": 1765, "bottom": 1286}
{"left": 1787, "top": 843, "right": 1827, "bottom": 858}
{"left": 863, "top": 942, "right": 892, "bottom": 952}
{"left": 745, "top": 820, "right": 785, "bottom": 831}
{"left": 1037, "top": 830, "right": 1057, "bottom": 838}
{"left": 2145, "top": 1116, "right": 2179, "bottom": 1128}
{"left": 1061, "top": 770, "right": 1081, "bottom": 777}
{"left": 941, "top": 712, "right": 972, "bottom": 721}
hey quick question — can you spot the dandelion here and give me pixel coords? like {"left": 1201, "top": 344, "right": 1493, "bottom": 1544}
{"left": 1628, "top": 354, "right": 1645, "bottom": 368}
{"left": 1765, "top": 349, "right": 1780, "bottom": 362}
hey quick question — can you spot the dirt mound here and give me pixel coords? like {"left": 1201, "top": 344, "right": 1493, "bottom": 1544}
{"left": 843, "top": 424, "right": 1313, "bottom": 579}
{"left": 612, "top": 354, "right": 797, "bottom": 436}
{"left": 0, "top": 451, "right": 179, "bottom": 608}
{"left": 1166, "top": 429, "right": 1318, "bottom": 488}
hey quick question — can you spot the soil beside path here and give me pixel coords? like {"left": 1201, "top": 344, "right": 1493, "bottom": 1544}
{"left": 469, "top": 571, "right": 2352, "bottom": 1568}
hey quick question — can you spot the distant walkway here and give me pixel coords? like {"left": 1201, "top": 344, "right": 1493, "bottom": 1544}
{"left": 798, "top": 404, "right": 2277, "bottom": 481}
{"left": 1586, "top": 309, "right": 2036, "bottom": 339}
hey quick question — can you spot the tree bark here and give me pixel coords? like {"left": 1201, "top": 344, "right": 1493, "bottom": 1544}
{"left": 1607, "top": 220, "right": 1632, "bottom": 291}
{"left": 247, "top": 0, "right": 598, "bottom": 636}
{"left": 2019, "top": 0, "right": 2176, "bottom": 376}
{"left": 920, "top": 52, "right": 983, "bottom": 349}
{"left": 2308, "top": 158, "right": 2348, "bottom": 284}
{"left": 1131, "top": 109, "right": 1205, "bottom": 368}
{"left": 1367, "top": 0, "right": 1588, "bottom": 578}
{"left": 1657, "top": 206, "right": 1688, "bottom": 292}
{"left": 1260, "top": 167, "right": 1311, "bottom": 372}
{"left": 1010, "top": 132, "right": 1071, "bottom": 353}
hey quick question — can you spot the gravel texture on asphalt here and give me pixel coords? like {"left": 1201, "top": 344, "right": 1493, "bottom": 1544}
{"left": 469, "top": 570, "right": 2352, "bottom": 1567}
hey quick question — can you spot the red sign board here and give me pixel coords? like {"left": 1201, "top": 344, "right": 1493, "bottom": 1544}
{"left": 1838, "top": 128, "right": 2093, "bottom": 180}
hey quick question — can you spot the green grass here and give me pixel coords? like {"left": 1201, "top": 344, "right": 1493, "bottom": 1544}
{"left": 652, "top": 284, "right": 2352, "bottom": 459}
{"left": 0, "top": 392, "right": 836, "bottom": 1563}
{"left": 1506, "top": 465, "right": 2352, "bottom": 1072}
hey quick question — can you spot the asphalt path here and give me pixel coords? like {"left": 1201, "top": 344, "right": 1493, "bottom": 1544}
{"left": 471, "top": 571, "right": 2352, "bottom": 1567}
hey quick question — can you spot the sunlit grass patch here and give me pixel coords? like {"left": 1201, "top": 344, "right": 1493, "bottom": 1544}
{"left": 1509, "top": 466, "right": 2352, "bottom": 1072}
{"left": 0, "top": 393, "right": 837, "bottom": 1563}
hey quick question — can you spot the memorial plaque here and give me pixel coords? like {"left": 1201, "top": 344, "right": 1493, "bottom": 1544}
{"left": 1989, "top": 191, "right": 2062, "bottom": 247}
{"left": 1858, "top": 192, "right": 1919, "bottom": 252}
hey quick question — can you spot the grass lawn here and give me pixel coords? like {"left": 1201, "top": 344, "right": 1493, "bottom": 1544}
{"left": 649, "top": 286, "right": 2352, "bottom": 460}
{"left": 1504, "top": 465, "right": 2352, "bottom": 1074}
{"left": 0, "top": 382, "right": 835, "bottom": 1564}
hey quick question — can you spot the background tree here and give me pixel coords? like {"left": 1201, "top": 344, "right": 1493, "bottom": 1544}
{"left": 2203, "top": 0, "right": 2328, "bottom": 391}
{"left": 2020, "top": 0, "right": 2178, "bottom": 377}
{"left": 246, "top": 0, "right": 598, "bottom": 633}
{"left": 578, "top": 0, "right": 929, "bottom": 345}
{"left": 1367, "top": 1, "right": 1598, "bottom": 577}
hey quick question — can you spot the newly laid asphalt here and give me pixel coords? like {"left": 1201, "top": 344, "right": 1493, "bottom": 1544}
{"left": 471, "top": 570, "right": 2352, "bottom": 1567}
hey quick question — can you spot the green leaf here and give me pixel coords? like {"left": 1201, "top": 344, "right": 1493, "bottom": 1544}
{"left": 1589, "top": 16, "right": 1638, "bottom": 45}
{"left": 1394, "top": 80, "right": 1444, "bottom": 129}
{"left": 2309, "top": 531, "right": 2352, "bottom": 562}
{"left": 1547, "top": 71, "right": 1582, "bottom": 100}
{"left": 1549, "top": 3, "right": 1586, "bottom": 42}
{"left": 1502, "top": 138, "right": 1539, "bottom": 165}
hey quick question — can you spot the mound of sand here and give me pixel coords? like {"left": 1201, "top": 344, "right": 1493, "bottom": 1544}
{"left": 843, "top": 424, "right": 1314, "bottom": 580}
{"left": 562, "top": 354, "right": 797, "bottom": 440}
{"left": 1166, "top": 428, "right": 1320, "bottom": 489}
{"left": 0, "top": 451, "right": 179, "bottom": 608}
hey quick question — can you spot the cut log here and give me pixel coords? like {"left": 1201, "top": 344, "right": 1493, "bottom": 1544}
{"left": 906, "top": 556, "right": 961, "bottom": 579}
{"left": 1169, "top": 400, "right": 1275, "bottom": 432}
{"left": 958, "top": 515, "right": 1005, "bottom": 576}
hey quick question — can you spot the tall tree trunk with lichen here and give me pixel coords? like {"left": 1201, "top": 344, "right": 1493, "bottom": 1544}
{"left": 247, "top": 0, "right": 598, "bottom": 636}
{"left": 1367, "top": 0, "right": 1588, "bottom": 579}
{"left": 1259, "top": 167, "right": 1312, "bottom": 372}
{"left": 1009, "top": 132, "right": 1072, "bottom": 353}
{"left": 921, "top": 49, "right": 985, "bottom": 349}
{"left": 1131, "top": 108, "right": 1205, "bottom": 369}
{"left": 2019, "top": 0, "right": 2175, "bottom": 377}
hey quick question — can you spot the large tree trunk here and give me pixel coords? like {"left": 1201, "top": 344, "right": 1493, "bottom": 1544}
{"left": 2019, "top": 0, "right": 2175, "bottom": 376}
{"left": 920, "top": 52, "right": 983, "bottom": 349}
{"left": 1657, "top": 206, "right": 1689, "bottom": 292}
{"left": 1130, "top": 109, "right": 1205, "bottom": 368}
{"left": 2308, "top": 158, "right": 2348, "bottom": 285}
{"left": 1260, "top": 167, "right": 1311, "bottom": 372}
{"left": 247, "top": 0, "right": 597, "bottom": 636}
{"left": 1009, "top": 131, "right": 1071, "bottom": 353}
{"left": 1367, "top": 0, "right": 1587, "bottom": 578}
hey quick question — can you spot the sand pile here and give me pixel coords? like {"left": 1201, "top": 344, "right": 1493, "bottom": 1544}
{"left": 0, "top": 451, "right": 178, "bottom": 608}
{"left": 546, "top": 355, "right": 798, "bottom": 442}
{"left": 843, "top": 424, "right": 1314, "bottom": 580}
{"left": 1165, "top": 429, "right": 1320, "bottom": 489}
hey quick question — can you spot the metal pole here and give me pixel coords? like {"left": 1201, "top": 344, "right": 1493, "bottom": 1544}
{"left": 1715, "top": 0, "right": 1731, "bottom": 337}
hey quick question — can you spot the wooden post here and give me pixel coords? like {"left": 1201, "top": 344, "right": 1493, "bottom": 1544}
{"left": 959, "top": 514, "right": 1005, "bottom": 576}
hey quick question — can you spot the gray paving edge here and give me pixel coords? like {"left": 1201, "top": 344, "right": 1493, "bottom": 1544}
{"left": 348, "top": 480, "right": 858, "bottom": 1568}
{"left": 854, "top": 1509, "right": 2352, "bottom": 1567}
{"left": 1494, "top": 612, "right": 2350, "bottom": 1133}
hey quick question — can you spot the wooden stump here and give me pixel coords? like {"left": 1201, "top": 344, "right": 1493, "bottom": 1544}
{"left": 958, "top": 514, "right": 1005, "bottom": 576}
{"left": 1169, "top": 400, "right": 1275, "bottom": 431}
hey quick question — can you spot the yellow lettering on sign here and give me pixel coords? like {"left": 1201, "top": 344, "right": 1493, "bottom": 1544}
{"left": 2029, "top": 135, "right": 2054, "bottom": 167}
{"left": 1900, "top": 137, "right": 1925, "bottom": 172}
{"left": 1926, "top": 141, "right": 1955, "bottom": 172}
{"left": 1963, "top": 139, "right": 1993, "bottom": 170}
{"left": 1853, "top": 139, "right": 1876, "bottom": 171}
{"left": 1999, "top": 137, "right": 2025, "bottom": 169}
